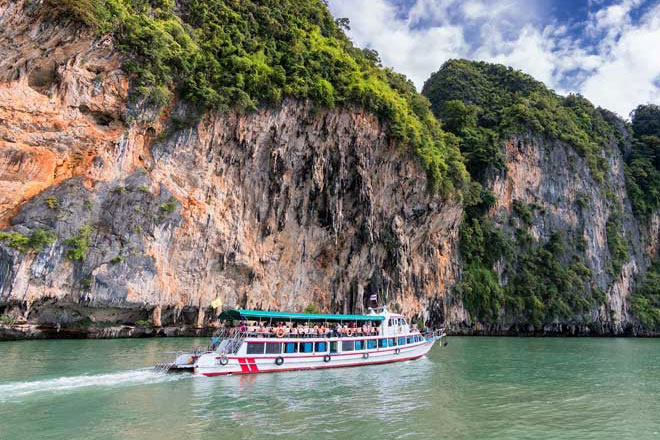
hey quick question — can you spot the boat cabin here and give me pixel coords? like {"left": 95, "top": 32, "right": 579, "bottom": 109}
{"left": 212, "top": 307, "right": 425, "bottom": 357}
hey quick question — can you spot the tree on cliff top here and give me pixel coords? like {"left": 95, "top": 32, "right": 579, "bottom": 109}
{"left": 422, "top": 59, "right": 620, "bottom": 183}
{"left": 45, "top": 0, "right": 468, "bottom": 195}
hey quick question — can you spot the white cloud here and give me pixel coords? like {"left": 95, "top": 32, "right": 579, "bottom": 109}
{"left": 581, "top": 3, "right": 660, "bottom": 117}
{"left": 329, "top": 0, "right": 468, "bottom": 87}
{"left": 327, "top": 0, "right": 660, "bottom": 118}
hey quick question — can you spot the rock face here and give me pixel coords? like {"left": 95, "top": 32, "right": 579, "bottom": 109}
{"left": 472, "top": 133, "right": 659, "bottom": 335}
{"left": 0, "top": 1, "right": 465, "bottom": 334}
{"left": 0, "top": 2, "right": 657, "bottom": 338}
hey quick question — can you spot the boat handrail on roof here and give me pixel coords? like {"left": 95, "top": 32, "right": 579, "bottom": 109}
{"left": 217, "top": 309, "right": 386, "bottom": 322}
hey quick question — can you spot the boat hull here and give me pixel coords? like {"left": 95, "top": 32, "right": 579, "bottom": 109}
{"left": 194, "top": 338, "right": 436, "bottom": 376}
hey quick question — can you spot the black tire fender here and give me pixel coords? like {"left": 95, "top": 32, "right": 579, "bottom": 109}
{"left": 323, "top": 354, "right": 331, "bottom": 363}
{"left": 395, "top": 348, "right": 401, "bottom": 355}
{"left": 275, "top": 356, "right": 284, "bottom": 366}
{"left": 363, "top": 352, "right": 369, "bottom": 359}
{"left": 218, "top": 356, "right": 228, "bottom": 366}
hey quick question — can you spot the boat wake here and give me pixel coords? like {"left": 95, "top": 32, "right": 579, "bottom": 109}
{"left": 0, "top": 369, "right": 190, "bottom": 402}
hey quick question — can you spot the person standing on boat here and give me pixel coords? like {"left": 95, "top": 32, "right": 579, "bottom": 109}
{"left": 211, "top": 332, "right": 220, "bottom": 349}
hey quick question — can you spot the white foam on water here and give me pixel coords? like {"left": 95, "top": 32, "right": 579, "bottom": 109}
{"left": 0, "top": 369, "right": 190, "bottom": 402}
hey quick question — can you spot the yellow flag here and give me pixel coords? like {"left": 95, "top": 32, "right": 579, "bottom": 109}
{"left": 211, "top": 298, "right": 223, "bottom": 310}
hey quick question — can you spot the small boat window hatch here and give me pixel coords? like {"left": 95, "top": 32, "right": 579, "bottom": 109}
{"left": 342, "top": 341, "right": 354, "bottom": 352}
{"left": 266, "top": 342, "right": 282, "bottom": 354}
{"left": 247, "top": 342, "right": 265, "bottom": 355}
{"left": 285, "top": 342, "right": 298, "bottom": 354}
{"left": 315, "top": 342, "right": 327, "bottom": 353}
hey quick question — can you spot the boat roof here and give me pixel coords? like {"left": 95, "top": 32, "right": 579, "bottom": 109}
{"left": 218, "top": 309, "right": 385, "bottom": 322}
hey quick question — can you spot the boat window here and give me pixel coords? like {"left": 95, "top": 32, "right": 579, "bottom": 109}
{"left": 342, "top": 341, "right": 354, "bottom": 351}
{"left": 284, "top": 342, "right": 298, "bottom": 354}
{"left": 330, "top": 341, "right": 338, "bottom": 353}
{"left": 355, "top": 340, "right": 363, "bottom": 350}
{"left": 388, "top": 338, "right": 396, "bottom": 347}
{"left": 378, "top": 338, "right": 387, "bottom": 348}
{"left": 265, "top": 343, "right": 282, "bottom": 354}
{"left": 246, "top": 342, "right": 265, "bottom": 355}
{"left": 398, "top": 337, "right": 406, "bottom": 346}
{"left": 315, "top": 342, "right": 327, "bottom": 352}
{"left": 367, "top": 339, "right": 377, "bottom": 349}
{"left": 407, "top": 337, "right": 414, "bottom": 344}
{"left": 301, "top": 342, "right": 313, "bottom": 353}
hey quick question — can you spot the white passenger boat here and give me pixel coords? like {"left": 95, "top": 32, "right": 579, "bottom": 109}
{"left": 157, "top": 307, "right": 446, "bottom": 376}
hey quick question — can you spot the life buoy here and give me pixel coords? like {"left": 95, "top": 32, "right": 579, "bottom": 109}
{"left": 275, "top": 356, "right": 284, "bottom": 366}
{"left": 363, "top": 352, "right": 369, "bottom": 359}
{"left": 323, "top": 354, "right": 331, "bottom": 363}
{"left": 275, "top": 327, "right": 286, "bottom": 338}
{"left": 346, "top": 329, "right": 353, "bottom": 337}
{"left": 218, "top": 355, "right": 228, "bottom": 366}
{"left": 395, "top": 348, "right": 401, "bottom": 355}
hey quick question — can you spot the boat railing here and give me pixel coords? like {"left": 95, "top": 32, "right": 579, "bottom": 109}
{"left": 222, "top": 328, "right": 383, "bottom": 339}
{"left": 212, "top": 331, "right": 248, "bottom": 355}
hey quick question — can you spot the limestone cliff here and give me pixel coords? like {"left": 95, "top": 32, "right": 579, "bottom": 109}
{"left": 0, "top": 1, "right": 465, "bottom": 337}
{"left": 423, "top": 60, "right": 660, "bottom": 336}
{"left": 1, "top": 1, "right": 658, "bottom": 339}
{"left": 479, "top": 133, "right": 659, "bottom": 335}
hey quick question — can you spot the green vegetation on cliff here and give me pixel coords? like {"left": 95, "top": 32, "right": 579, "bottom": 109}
{"left": 46, "top": 0, "right": 467, "bottom": 193}
{"left": 624, "top": 104, "right": 660, "bottom": 217}
{"left": 630, "top": 257, "right": 660, "bottom": 329}
{"left": 423, "top": 59, "right": 619, "bottom": 182}
{"left": 424, "top": 60, "right": 612, "bottom": 329}
{"left": 0, "top": 229, "right": 56, "bottom": 253}
{"left": 457, "top": 196, "right": 596, "bottom": 328}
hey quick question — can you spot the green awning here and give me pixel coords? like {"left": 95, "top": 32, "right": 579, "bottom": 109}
{"left": 218, "top": 309, "right": 384, "bottom": 322}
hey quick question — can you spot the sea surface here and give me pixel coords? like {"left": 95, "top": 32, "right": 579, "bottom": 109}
{"left": 1, "top": 337, "right": 659, "bottom": 439}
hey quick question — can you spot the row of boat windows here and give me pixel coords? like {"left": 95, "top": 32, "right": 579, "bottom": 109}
{"left": 245, "top": 335, "right": 425, "bottom": 355}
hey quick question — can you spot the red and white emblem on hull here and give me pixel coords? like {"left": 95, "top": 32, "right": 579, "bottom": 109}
{"left": 237, "top": 358, "right": 259, "bottom": 373}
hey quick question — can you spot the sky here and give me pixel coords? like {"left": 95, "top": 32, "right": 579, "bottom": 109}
{"left": 327, "top": 0, "right": 660, "bottom": 118}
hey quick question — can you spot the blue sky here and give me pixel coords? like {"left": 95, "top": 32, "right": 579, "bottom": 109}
{"left": 327, "top": 0, "right": 660, "bottom": 118}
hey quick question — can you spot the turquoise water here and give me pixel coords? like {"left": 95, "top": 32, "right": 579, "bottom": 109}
{"left": 1, "top": 337, "right": 659, "bottom": 439}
